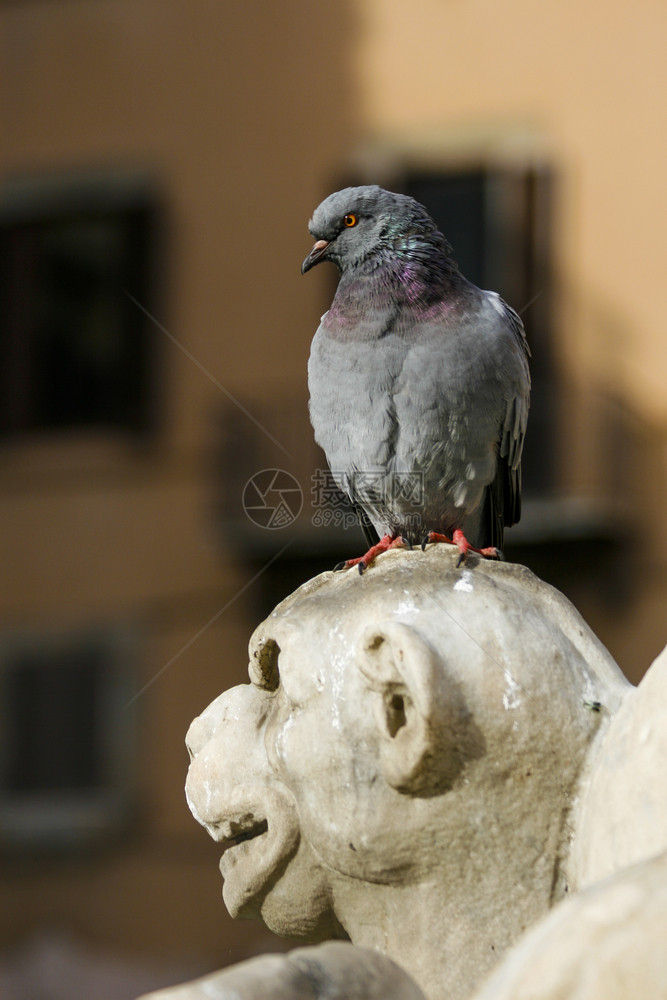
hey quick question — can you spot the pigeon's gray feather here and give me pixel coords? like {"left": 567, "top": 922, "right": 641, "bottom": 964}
{"left": 304, "top": 186, "right": 531, "bottom": 550}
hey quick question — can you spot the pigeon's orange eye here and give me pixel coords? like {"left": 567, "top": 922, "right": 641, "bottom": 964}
{"left": 343, "top": 213, "right": 357, "bottom": 227}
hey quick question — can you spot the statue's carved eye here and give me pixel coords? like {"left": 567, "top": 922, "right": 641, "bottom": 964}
{"left": 343, "top": 213, "right": 357, "bottom": 227}
{"left": 249, "top": 638, "right": 280, "bottom": 692}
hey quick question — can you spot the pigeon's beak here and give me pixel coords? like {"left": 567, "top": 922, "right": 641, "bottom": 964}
{"left": 301, "top": 239, "right": 330, "bottom": 274}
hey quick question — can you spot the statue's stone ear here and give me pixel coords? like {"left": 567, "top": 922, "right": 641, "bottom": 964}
{"left": 357, "top": 622, "right": 479, "bottom": 795}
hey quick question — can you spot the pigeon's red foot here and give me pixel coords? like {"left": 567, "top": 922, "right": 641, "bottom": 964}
{"left": 421, "top": 529, "right": 503, "bottom": 568}
{"left": 335, "top": 534, "right": 410, "bottom": 575}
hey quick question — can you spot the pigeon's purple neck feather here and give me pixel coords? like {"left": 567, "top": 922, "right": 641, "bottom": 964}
{"left": 330, "top": 234, "right": 466, "bottom": 320}
{"left": 324, "top": 264, "right": 471, "bottom": 339}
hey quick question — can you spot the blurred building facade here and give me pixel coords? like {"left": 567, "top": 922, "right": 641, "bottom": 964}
{"left": 0, "top": 0, "right": 665, "bottom": 995}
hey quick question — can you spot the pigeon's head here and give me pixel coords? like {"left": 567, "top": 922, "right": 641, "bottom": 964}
{"left": 301, "top": 185, "right": 450, "bottom": 275}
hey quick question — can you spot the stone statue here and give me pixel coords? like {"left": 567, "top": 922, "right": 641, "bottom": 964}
{"left": 140, "top": 547, "right": 667, "bottom": 1000}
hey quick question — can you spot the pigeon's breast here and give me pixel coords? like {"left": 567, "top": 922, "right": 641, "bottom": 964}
{"left": 308, "top": 323, "right": 406, "bottom": 481}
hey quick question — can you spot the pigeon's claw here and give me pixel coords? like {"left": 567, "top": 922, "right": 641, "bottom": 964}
{"left": 453, "top": 529, "right": 472, "bottom": 566}
{"left": 452, "top": 529, "right": 503, "bottom": 564}
{"left": 335, "top": 534, "right": 408, "bottom": 574}
{"left": 422, "top": 531, "right": 454, "bottom": 551}
{"left": 422, "top": 529, "right": 503, "bottom": 565}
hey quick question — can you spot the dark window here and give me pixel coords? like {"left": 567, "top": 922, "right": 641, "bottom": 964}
{"left": 0, "top": 629, "right": 137, "bottom": 850}
{"left": 0, "top": 174, "right": 160, "bottom": 436}
{"left": 4, "top": 643, "right": 106, "bottom": 794}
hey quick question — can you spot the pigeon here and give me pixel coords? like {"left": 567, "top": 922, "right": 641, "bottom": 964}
{"left": 302, "top": 185, "right": 530, "bottom": 572}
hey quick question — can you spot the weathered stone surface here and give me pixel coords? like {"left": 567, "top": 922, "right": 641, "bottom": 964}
{"left": 469, "top": 642, "right": 667, "bottom": 1000}
{"left": 472, "top": 850, "right": 667, "bottom": 1000}
{"left": 137, "top": 941, "right": 427, "bottom": 1000}
{"left": 572, "top": 644, "right": 667, "bottom": 887}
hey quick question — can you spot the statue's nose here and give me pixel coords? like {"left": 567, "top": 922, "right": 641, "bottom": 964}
{"left": 186, "top": 683, "right": 267, "bottom": 758}
{"left": 184, "top": 684, "right": 270, "bottom": 829}
{"left": 185, "top": 690, "right": 230, "bottom": 761}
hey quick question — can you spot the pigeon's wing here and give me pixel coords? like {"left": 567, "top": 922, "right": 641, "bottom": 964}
{"left": 394, "top": 291, "right": 530, "bottom": 549}
{"left": 498, "top": 297, "right": 532, "bottom": 362}
{"left": 482, "top": 300, "right": 531, "bottom": 548}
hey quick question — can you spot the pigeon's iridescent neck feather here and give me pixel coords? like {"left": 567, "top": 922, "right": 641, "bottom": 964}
{"left": 383, "top": 236, "right": 462, "bottom": 305}
{"left": 323, "top": 274, "right": 470, "bottom": 344}
{"left": 325, "top": 232, "right": 467, "bottom": 331}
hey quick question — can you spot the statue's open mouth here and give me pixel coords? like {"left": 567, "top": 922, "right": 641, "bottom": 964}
{"left": 219, "top": 815, "right": 269, "bottom": 855}
{"left": 230, "top": 818, "right": 268, "bottom": 847}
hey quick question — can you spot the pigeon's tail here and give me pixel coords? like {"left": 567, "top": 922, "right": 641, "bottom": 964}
{"left": 480, "top": 484, "right": 505, "bottom": 552}
{"left": 479, "top": 459, "right": 522, "bottom": 552}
